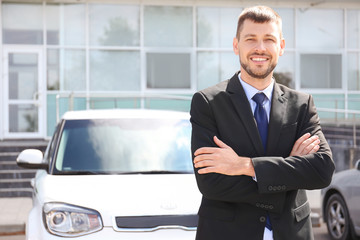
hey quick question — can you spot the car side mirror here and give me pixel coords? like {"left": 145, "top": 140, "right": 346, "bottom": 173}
{"left": 355, "top": 159, "right": 360, "bottom": 171}
{"left": 17, "top": 149, "right": 48, "bottom": 170}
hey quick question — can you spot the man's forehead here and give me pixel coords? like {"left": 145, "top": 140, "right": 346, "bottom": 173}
{"left": 240, "top": 20, "right": 281, "bottom": 37}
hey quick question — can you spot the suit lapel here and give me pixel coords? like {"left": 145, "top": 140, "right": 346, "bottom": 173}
{"left": 267, "top": 83, "right": 287, "bottom": 156}
{"left": 227, "top": 74, "right": 264, "bottom": 155}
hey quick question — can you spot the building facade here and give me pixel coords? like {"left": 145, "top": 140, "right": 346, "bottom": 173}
{"left": 1, "top": 0, "right": 360, "bottom": 140}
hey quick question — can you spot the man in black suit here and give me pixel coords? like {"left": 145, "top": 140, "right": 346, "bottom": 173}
{"left": 190, "top": 5, "right": 335, "bottom": 240}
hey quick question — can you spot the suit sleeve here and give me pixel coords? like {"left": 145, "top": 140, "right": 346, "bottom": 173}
{"left": 190, "top": 92, "right": 286, "bottom": 214}
{"left": 252, "top": 95, "right": 335, "bottom": 194}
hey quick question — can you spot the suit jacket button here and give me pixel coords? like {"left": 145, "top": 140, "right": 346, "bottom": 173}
{"left": 268, "top": 186, "right": 273, "bottom": 191}
{"left": 260, "top": 216, "right": 266, "bottom": 222}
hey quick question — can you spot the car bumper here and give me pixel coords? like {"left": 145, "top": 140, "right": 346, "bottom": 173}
{"left": 27, "top": 226, "right": 197, "bottom": 240}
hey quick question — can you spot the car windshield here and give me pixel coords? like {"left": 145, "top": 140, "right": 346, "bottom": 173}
{"left": 53, "top": 118, "right": 193, "bottom": 174}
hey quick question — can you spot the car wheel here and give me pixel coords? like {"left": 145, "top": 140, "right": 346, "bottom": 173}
{"left": 325, "top": 193, "right": 351, "bottom": 240}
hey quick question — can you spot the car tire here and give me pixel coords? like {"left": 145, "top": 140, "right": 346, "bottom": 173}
{"left": 325, "top": 193, "right": 352, "bottom": 240}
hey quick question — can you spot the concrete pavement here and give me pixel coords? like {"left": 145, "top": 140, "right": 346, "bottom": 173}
{"left": 0, "top": 197, "right": 32, "bottom": 236}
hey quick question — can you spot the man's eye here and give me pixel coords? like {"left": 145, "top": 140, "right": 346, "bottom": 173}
{"left": 265, "top": 38, "right": 276, "bottom": 42}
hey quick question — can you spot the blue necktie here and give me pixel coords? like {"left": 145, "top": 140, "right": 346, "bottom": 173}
{"left": 252, "top": 92, "right": 272, "bottom": 231}
{"left": 252, "top": 93, "right": 268, "bottom": 152}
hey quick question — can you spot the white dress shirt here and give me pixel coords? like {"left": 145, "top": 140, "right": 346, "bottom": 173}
{"left": 238, "top": 73, "right": 274, "bottom": 240}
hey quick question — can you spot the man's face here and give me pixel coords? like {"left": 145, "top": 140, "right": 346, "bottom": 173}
{"left": 233, "top": 19, "right": 285, "bottom": 80}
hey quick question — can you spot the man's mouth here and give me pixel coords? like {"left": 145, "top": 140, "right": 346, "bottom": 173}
{"left": 250, "top": 56, "right": 269, "bottom": 63}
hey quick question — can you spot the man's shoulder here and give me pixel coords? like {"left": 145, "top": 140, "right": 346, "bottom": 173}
{"left": 200, "top": 80, "right": 230, "bottom": 97}
{"left": 276, "top": 83, "right": 310, "bottom": 101}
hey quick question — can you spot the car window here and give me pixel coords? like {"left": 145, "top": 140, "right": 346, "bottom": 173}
{"left": 53, "top": 118, "right": 193, "bottom": 174}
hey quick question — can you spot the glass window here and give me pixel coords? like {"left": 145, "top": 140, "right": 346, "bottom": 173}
{"left": 2, "top": 3, "right": 43, "bottom": 44}
{"left": 197, "top": 7, "right": 241, "bottom": 48}
{"left": 144, "top": 6, "right": 193, "bottom": 47}
{"left": 348, "top": 53, "right": 360, "bottom": 90}
{"left": 47, "top": 49, "right": 60, "bottom": 90}
{"left": 197, "top": 52, "right": 238, "bottom": 90}
{"left": 274, "top": 52, "right": 295, "bottom": 89}
{"left": 47, "top": 49, "right": 85, "bottom": 91}
{"left": 8, "top": 53, "right": 38, "bottom": 100}
{"left": 347, "top": 10, "right": 360, "bottom": 49}
{"left": 147, "top": 53, "right": 191, "bottom": 88}
{"left": 90, "top": 50, "right": 140, "bottom": 91}
{"left": 275, "top": 8, "right": 294, "bottom": 48}
{"left": 9, "top": 104, "right": 38, "bottom": 132}
{"left": 89, "top": 4, "right": 140, "bottom": 46}
{"left": 45, "top": 4, "right": 85, "bottom": 45}
{"left": 54, "top": 118, "right": 193, "bottom": 173}
{"left": 297, "top": 9, "right": 343, "bottom": 49}
{"left": 46, "top": 4, "right": 60, "bottom": 45}
{"left": 300, "top": 54, "right": 342, "bottom": 89}
{"left": 63, "top": 50, "right": 86, "bottom": 91}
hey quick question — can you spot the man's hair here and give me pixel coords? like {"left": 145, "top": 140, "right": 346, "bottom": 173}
{"left": 235, "top": 6, "right": 283, "bottom": 39}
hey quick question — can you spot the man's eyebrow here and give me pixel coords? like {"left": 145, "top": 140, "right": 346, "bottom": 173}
{"left": 243, "top": 34, "right": 257, "bottom": 38}
{"left": 265, "top": 34, "right": 277, "bottom": 38}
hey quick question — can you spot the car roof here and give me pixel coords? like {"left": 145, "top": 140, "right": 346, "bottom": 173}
{"left": 61, "top": 109, "right": 190, "bottom": 120}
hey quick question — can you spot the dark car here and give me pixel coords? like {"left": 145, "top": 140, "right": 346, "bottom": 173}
{"left": 321, "top": 159, "right": 360, "bottom": 240}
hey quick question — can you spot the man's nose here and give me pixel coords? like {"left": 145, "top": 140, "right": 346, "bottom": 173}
{"left": 254, "top": 40, "right": 266, "bottom": 52}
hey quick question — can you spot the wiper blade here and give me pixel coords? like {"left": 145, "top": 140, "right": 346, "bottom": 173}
{"left": 58, "top": 171, "right": 100, "bottom": 175}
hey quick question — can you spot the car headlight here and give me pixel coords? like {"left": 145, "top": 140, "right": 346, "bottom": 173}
{"left": 43, "top": 202, "right": 103, "bottom": 237}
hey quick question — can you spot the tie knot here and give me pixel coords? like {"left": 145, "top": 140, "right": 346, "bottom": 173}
{"left": 252, "top": 92, "right": 267, "bottom": 105}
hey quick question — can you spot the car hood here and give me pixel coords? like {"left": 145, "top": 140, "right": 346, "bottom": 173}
{"left": 34, "top": 171, "right": 202, "bottom": 227}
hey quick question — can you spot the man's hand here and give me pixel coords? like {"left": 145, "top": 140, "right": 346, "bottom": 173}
{"left": 193, "top": 136, "right": 255, "bottom": 177}
{"left": 290, "top": 133, "right": 320, "bottom": 156}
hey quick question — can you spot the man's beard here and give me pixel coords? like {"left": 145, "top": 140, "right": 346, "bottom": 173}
{"left": 240, "top": 58, "right": 276, "bottom": 79}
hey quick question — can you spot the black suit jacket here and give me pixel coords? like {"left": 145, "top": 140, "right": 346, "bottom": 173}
{"left": 190, "top": 73, "right": 335, "bottom": 240}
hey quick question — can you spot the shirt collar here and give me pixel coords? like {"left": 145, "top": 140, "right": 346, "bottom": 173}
{"left": 238, "top": 72, "right": 274, "bottom": 102}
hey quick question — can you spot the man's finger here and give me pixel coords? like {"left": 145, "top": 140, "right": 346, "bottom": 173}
{"left": 194, "top": 159, "right": 214, "bottom": 169}
{"left": 198, "top": 166, "right": 217, "bottom": 174}
{"left": 298, "top": 135, "right": 319, "bottom": 154}
{"left": 194, "top": 146, "right": 218, "bottom": 156}
{"left": 194, "top": 153, "right": 216, "bottom": 164}
{"left": 213, "top": 136, "right": 229, "bottom": 149}
{"left": 292, "top": 133, "right": 311, "bottom": 152}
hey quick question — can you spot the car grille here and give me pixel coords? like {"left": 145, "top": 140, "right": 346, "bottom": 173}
{"left": 114, "top": 215, "right": 198, "bottom": 232}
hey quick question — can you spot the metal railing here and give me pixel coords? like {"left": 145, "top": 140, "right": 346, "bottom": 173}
{"left": 317, "top": 107, "right": 360, "bottom": 148}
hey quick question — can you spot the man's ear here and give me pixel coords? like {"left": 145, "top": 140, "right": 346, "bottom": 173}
{"left": 279, "top": 38, "right": 285, "bottom": 56}
{"left": 233, "top": 37, "right": 240, "bottom": 55}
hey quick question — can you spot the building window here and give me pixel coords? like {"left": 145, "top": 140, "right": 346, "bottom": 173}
{"left": 146, "top": 53, "right": 191, "bottom": 89}
{"left": 300, "top": 54, "right": 342, "bottom": 89}
{"left": 46, "top": 4, "right": 86, "bottom": 46}
{"left": 347, "top": 10, "right": 360, "bottom": 49}
{"left": 196, "top": 7, "right": 241, "bottom": 89}
{"left": 275, "top": 52, "right": 295, "bottom": 89}
{"left": 90, "top": 50, "right": 140, "bottom": 91}
{"left": 348, "top": 53, "right": 360, "bottom": 90}
{"left": 89, "top": 4, "right": 140, "bottom": 47}
{"left": 2, "top": 3, "right": 43, "bottom": 44}
{"left": 297, "top": 9, "right": 343, "bottom": 50}
{"left": 144, "top": 6, "right": 193, "bottom": 47}
{"left": 197, "top": 7, "right": 240, "bottom": 48}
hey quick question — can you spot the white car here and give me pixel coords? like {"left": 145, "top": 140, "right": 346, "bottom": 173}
{"left": 17, "top": 109, "right": 201, "bottom": 240}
